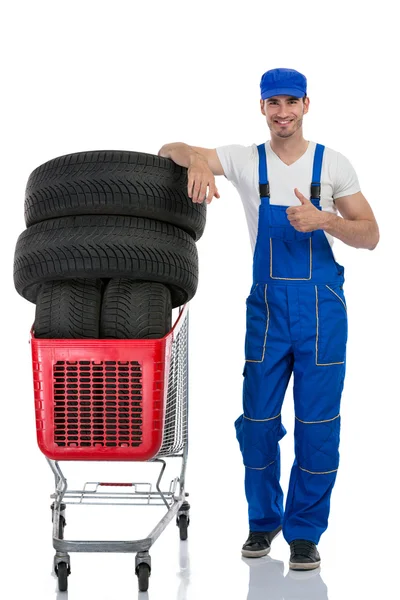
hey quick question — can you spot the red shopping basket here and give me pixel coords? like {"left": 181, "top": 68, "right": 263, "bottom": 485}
{"left": 31, "top": 304, "right": 188, "bottom": 462}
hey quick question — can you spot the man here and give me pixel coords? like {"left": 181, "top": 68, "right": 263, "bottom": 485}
{"left": 158, "top": 67, "right": 379, "bottom": 570}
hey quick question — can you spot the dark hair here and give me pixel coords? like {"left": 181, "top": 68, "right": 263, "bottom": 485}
{"left": 262, "top": 95, "right": 307, "bottom": 103}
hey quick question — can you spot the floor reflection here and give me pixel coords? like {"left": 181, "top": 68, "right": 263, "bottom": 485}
{"left": 176, "top": 540, "right": 190, "bottom": 600}
{"left": 243, "top": 555, "right": 328, "bottom": 600}
{"left": 53, "top": 545, "right": 328, "bottom": 600}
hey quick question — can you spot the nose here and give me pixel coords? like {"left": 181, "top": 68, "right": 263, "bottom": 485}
{"left": 276, "top": 107, "right": 290, "bottom": 118}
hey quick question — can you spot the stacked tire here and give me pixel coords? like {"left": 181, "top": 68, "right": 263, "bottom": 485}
{"left": 13, "top": 150, "right": 206, "bottom": 338}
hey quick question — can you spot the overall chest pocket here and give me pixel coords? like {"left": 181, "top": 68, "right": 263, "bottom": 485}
{"left": 269, "top": 222, "right": 313, "bottom": 280}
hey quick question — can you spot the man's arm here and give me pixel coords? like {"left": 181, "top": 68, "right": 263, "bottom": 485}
{"left": 158, "top": 142, "right": 224, "bottom": 203}
{"left": 322, "top": 192, "right": 380, "bottom": 250}
{"left": 158, "top": 142, "right": 225, "bottom": 175}
{"left": 286, "top": 190, "right": 380, "bottom": 250}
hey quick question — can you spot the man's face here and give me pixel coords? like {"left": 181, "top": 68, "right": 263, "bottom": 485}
{"left": 260, "top": 95, "right": 309, "bottom": 138}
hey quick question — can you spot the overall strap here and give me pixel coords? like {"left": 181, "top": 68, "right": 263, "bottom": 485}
{"left": 257, "top": 143, "right": 270, "bottom": 198}
{"left": 258, "top": 142, "right": 325, "bottom": 204}
{"left": 311, "top": 143, "right": 325, "bottom": 207}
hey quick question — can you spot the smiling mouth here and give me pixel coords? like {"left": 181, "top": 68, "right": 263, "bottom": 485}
{"left": 275, "top": 120, "right": 293, "bottom": 126}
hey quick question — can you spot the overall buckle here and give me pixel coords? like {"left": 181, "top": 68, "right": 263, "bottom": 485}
{"left": 311, "top": 183, "right": 321, "bottom": 199}
{"left": 259, "top": 183, "right": 270, "bottom": 198}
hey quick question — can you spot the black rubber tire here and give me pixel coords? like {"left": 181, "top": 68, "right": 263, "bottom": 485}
{"left": 57, "top": 562, "right": 68, "bottom": 592}
{"left": 34, "top": 279, "right": 102, "bottom": 338}
{"left": 100, "top": 280, "right": 172, "bottom": 339}
{"left": 13, "top": 215, "right": 198, "bottom": 308}
{"left": 24, "top": 150, "right": 207, "bottom": 240}
{"left": 137, "top": 563, "right": 150, "bottom": 592}
{"left": 178, "top": 514, "right": 188, "bottom": 541}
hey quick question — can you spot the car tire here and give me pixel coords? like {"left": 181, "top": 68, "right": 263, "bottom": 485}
{"left": 34, "top": 279, "right": 102, "bottom": 338}
{"left": 13, "top": 215, "right": 198, "bottom": 308}
{"left": 100, "top": 279, "right": 172, "bottom": 339}
{"left": 24, "top": 150, "right": 207, "bottom": 240}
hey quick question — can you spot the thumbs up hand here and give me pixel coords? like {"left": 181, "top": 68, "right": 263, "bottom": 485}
{"left": 294, "top": 188, "right": 311, "bottom": 206}
{"left": 286, "top": 188, "right": 327, "bottom": 232}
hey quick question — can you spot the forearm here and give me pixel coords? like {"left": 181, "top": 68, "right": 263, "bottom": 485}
{"left": 158, "top": 142, "right": 206, "bottom": 168}
{"left": 321, "top": 212, "right": 379, "bottom": 250}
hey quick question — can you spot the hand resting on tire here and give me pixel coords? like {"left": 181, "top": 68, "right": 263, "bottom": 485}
{"left": 157, "top": 143, "right": 221, "bottom": 205}
{"left": 187, "top": 155, "right": 220, "bottom": 205}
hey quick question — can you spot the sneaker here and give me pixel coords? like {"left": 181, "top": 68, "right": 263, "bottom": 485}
{"left": 289, "top": 539, "right": 321, "bottom": 570}
{"left": 241, "top": 525, "right": 282, "bottom": 558}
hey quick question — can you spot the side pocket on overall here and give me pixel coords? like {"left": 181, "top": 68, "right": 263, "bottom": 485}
{"left": 244, "top": 283, "right": 269, "bottom": 363}
{"left": 270, "top": 227, "right": 313, "bottom": 280}
{"left": 316, "top": 284, "right": 348, "bottom": 365}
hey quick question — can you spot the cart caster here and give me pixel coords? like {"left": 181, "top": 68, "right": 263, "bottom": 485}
{"left": 54, "top": 553, "right": 71, "bottom": 592}
{"left": 177, "top": 501, "right": 190, "bottom": 540}
{"left": 135, "top": 552, "right": 151, "bottom": 592}
{"left": 55, "top": 561, "right": 70, "bottom": 592}
{"left": 177, "top": 514, "right": 189, "bottom": 540}
{"left": 136, "top": 563, "right": 151, "bottom": 592}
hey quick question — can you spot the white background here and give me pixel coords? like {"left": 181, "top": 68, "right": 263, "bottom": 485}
{"left": 1, "top": 1, "right": 398, "bottom": 598}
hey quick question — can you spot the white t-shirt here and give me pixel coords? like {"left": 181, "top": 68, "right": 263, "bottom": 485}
{"left": 215, "top": 140, "right": 361, "bottom": 252}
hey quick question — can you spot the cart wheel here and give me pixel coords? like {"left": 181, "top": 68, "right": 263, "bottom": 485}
{"left": 136, "top": 563, "right": 150, "bottom": 592}
{"left": 178, "top": 514, "right": 189, "bottom": 540}
{"left": 56, "top": 562, "right": 69, "bottom": 592}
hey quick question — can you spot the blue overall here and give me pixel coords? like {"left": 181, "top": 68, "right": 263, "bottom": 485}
{"left": 235, "top": 143, "right": 348, "bottom": 544}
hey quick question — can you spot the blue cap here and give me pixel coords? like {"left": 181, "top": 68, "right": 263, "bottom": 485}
{"left": 260, "top": 68, "right": 307, "bottom": 100}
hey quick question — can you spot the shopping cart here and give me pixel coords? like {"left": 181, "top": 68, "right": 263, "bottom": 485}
{"left": 31, "top": 302, "right": 190, "bottom": 593}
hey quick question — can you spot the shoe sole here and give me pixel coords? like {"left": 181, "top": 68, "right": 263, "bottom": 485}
{"left": 241, "top": 547, "right": 271, "bottom": 558}
{"left": 289, "top": 560, "right": 321, "bottom": 571}
{"left": 241, "top": 528, "right": 282, "bottom": 558}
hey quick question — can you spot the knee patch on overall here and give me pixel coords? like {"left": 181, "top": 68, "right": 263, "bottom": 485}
{"left": 294, "top": 415, "right": 340, "bottom": 474}
{"left": 235, "top": 414, "right": 287, "bottom": 470}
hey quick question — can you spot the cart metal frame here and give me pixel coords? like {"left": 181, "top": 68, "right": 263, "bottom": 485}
{"left": 37, "top": 304, "right": 190, "bottom": 592}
